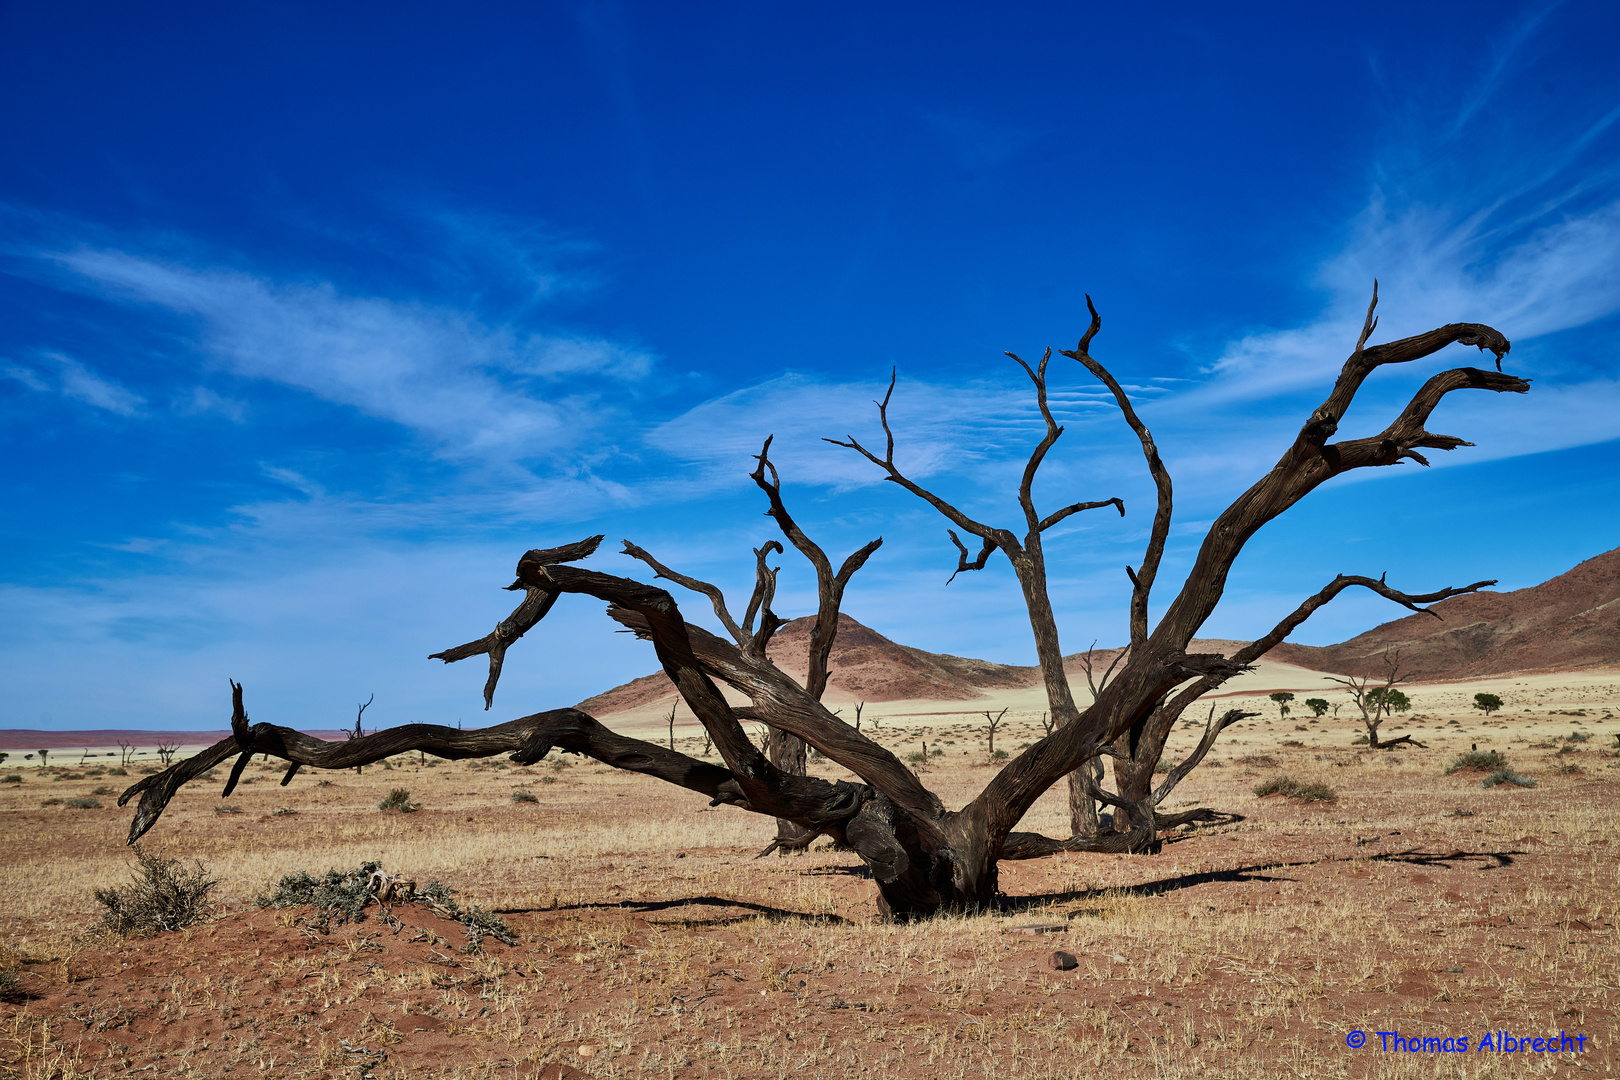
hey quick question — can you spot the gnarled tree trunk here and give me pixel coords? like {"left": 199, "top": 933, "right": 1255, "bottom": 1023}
{"left": 120, "top": 286, "right": 1521, "bottom": 918}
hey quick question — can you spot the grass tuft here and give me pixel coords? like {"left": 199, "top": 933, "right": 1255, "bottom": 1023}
{"left": 510, "top": 789, "right": 539, "bottom": 803}
{"left": 1482, "top": 769, "right": 1537, "bottom": 788}
{"left": 1446, "top": 750, "right": 1509, "bottom": 774}
{"left": 377, "top": 787, "right": 419, "bottom": 813}
{"left": 65, "top": 797, "right": 102, "bottom": 809}
{"left": 1252, "top": 776, "right": 1336, "bottom": 802}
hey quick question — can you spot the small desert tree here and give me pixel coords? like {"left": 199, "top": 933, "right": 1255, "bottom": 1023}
{"left": 1304, "top": 697, "right": 1329, "bottom": 717}
{"left": 116, "top": 288, "right": 1521, "bottom": 918}
{"left": 36, "top": 750, "right": 48, "bottom": 768}
{"left": 1329, "top": 647, "right": 1420, "bottom": 749}
{"left": 1473, "top": 692, "right": 1504, "bottom": 717}
{"left": 1269, "top": 692, "right": 1295, "bottom": 719}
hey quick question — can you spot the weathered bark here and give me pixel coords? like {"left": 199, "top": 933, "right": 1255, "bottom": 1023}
{"left": 122, "top": 287, "right": 1524, "bottom": 918}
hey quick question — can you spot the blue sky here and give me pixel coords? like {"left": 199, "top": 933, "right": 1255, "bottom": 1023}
{"left": 3, "top": 2, "right": 1619, "bottom": 732}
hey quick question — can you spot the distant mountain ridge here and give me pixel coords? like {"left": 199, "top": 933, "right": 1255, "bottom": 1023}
{"left": 577, "top": 546, "right": 1620, "bottom": 713}
{"left": 1269, "top": 546, "right": 1620, "bottom": 680}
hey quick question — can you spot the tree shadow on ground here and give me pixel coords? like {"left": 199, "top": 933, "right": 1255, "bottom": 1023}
{"left": 1004, "top": 848, "right": 1523, "bottom": 913}
{"left": 495, "top": 895, "right": 855, "bottom": 927}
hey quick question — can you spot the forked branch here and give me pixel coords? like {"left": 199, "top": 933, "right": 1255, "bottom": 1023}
{"left": 1061, "top": 295, "right": 1172, "bottom": 649}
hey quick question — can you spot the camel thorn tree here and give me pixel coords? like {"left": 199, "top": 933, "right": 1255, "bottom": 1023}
{"left": 118, "top": 286, "right": 1523, "bottom": 919}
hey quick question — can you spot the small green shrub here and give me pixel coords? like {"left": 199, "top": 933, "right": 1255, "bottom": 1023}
{"left": 65, "top": 797, "right": 102, "bottom": 809}
{"left": 1482, "top": 769, "right": 1536, "bottom": 788}
{"left": 213, "top": 804, "right": 243, "bottom": 815}
{"left": 94, "top": 847, "right": 218, "bottom": 936}
{"left": 1564, "top": 731, "right": 1590, "bottom": 743}
{"left": 510, "top": 789, "right": 539, "bottom": 804}
{"left": 1, "top": 775, "right": 20, "bottom": 784}
{"left": 1446, "top": 750, "right": 1509, "bottom": 774}
{"left": 92, "top": 785, "right": 117, "bottom": 795}
{"left": 378, "top": 788, "right": 419, "bottom": 813}
{"left": 1253, "top": 776, "right": 1336, "bottom": 802}
{"left": 40, "top": 798, "right": 62, "bottom": 807}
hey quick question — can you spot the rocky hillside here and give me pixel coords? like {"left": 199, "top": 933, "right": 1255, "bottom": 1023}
{"left": 1270, "top": 546, "right": 1620, "bottom": 680}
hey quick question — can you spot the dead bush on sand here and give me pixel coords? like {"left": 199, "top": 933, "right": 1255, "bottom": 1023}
{"left": 93, "top": 846, "right": 217, "bottom": 936}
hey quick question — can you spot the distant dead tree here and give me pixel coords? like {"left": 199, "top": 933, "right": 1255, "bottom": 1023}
{"left": 117, "top": 740, "right": 137, "bottom": 769}
{"left": 349, "top": 694, "right": 374, "bottom": 774}
{"left": 1328, "top": 646, "right": 1421, "bottom": 749}
{"left": 983, "top": 708, "right": 1009, "bottom": 759}
{"left": 117, "top": 288, "right": 1521, "bottom": 918}
{"left": 153, "top": 743, "right": 177, "bottom": 768}
{"left": 665, "top": 702, "right": 678, "bottom": 751}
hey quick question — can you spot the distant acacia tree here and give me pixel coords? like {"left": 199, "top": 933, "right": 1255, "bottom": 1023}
{"left": 1367, "top": 687, "right": 1410, "bottom": 716}
{"left": 1304, "top": 697, "right": 1330, "bottom": 717}
{"left": 117, "top": 289, "right": 1521, "bottom": 918}
{"left": 1473, "top": 692, "right": 1504, "bottom": 716}
{"left": 1269, "top": 692, "right": 1295, "bottom": 718}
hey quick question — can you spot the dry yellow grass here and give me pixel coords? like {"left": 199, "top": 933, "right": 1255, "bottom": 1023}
{"left": 1, "top": 677, "right": 1616, "bottom": 1078}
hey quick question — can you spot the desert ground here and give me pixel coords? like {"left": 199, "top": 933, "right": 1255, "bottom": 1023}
{"left": 1, "top": 662, "right": 1616, "bottom": 1079}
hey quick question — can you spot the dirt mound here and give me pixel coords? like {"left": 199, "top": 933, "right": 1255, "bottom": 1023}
{"left": 1274, "top": 546, "right": 1620, "bottom": 680}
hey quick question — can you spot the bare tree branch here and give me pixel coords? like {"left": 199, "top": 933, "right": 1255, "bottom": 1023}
{"left": 428, "top": 585, "right": 561, "bottom": 710}
{"left": 826, "top": 373, "right": 1011, "bottom": 550}
{"left": 742, "top": 540, "right": 785, "bottom": 657}
{"left": 1061, "top": 295, "right": 1172, "bottom": 650}
{"left": 622, "top": 541, "right": 749, "bottom": 647}
{"left": 1152, "top": 706, "right": 1257, "bottom": 805}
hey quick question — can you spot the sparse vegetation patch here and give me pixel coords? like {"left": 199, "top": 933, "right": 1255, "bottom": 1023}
{"left": 256, "top": 861, "right": 516, "bottom": 950}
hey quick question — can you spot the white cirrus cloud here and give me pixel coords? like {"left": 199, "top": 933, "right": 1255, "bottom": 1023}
{"left": 10, "top": 351, "right": 149, "bottom": 416}
{"left": 47, "top": 248, "right": 656, "bottom": 459}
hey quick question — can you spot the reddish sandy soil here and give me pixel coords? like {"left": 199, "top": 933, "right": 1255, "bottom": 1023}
{"left": 2, "top": 707, "right": 1616, "bottom": 1079}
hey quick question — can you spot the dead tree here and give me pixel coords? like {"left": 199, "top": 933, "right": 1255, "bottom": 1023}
{"left": 983, "top": 709, "right": 1008, "bottom": 759}
{"left": 153, "top": 742, "right": 177, "bottom": 768}
{"left": 1328, "top": 646, "right": 1421, "bottom": 748}
{"left": 117, "top": 740, "right": 136, "bottom": 769}
{"left": 119, "top": 287, "right": 1522, "bottom": 919}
